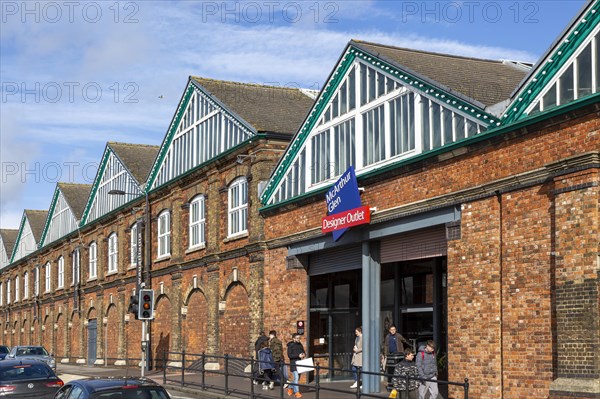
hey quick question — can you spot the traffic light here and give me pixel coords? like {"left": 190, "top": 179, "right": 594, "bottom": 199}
{"left": 296, "top": 320, "right": 305, "bottom": 335}
{"left": 138, "top": 289, "right": 155, "bottom": 320}
{"left": 128, "top": 294, "right": 139, "bottom": 320}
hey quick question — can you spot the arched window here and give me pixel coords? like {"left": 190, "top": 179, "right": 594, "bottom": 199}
{"left": 157, "top": 211, "right": 171, "bottom": 257}
{"left": 228, "top": 177, "right": 248, "bottom": 237}
{"left": 107, "top": 233, "right": 118, "bottom": 273}
{"left": 189, "top": 195, "right": 205, "bottom": 248}
{"left": 57, "top": 256, "right": 64, "bottom": 288}
{"left": 23, "top": 272, "right": 28, "bottom": 299}
{"left": 44, "top": 263, "right": 51, "bottom": 292}
{"left": 130, "top": 223, "right": 139, "bottom": 266}
{"left": 88, "top": 242, "right": 97, "bottom": 279}
{"left": 72, "top": 248, "right": 80, "bottom": 286}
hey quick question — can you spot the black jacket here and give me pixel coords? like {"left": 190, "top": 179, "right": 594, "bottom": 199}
{"left": 287, "top": 341, "right": 305, "bottom": 372}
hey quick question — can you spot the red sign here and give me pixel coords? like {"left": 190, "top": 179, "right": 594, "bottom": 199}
{"left": 321, "top": 206, "right": 371, "bottom": 234}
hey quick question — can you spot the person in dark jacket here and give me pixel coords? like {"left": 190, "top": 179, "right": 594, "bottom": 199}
{"left": 416, "top": 340, "right": 438, "bottom": 399}
{"left": 390, "top": 348, "right": 419, "bottom": 399}
{"left": 384, "top": 325, "right": 411, "bottom": 386}
{"left": 253, "top": 331, "right": 269, "bottom": 384}
{"left": 258, "top": 340, "right": 276, "bottom": 390}
{"left": 269, "top": 330, "right": 288, "bottom": 387}
{"left": 286, "top": 333, "right": 306, "bottom": 398}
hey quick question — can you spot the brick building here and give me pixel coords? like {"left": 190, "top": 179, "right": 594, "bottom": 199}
{"left": 0, "top": 2, "right": 599, "bottom": 398}
{"left": 259, "top": 2, "right": 599, "bottom": 398}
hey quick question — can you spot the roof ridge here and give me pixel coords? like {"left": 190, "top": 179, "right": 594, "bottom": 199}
{"left": 107, "top": 142, "right": 160, "bottom": 149}
{"left": 351, "top": 39, "right": 521, "bottom": 65}
{"left": 191, "top": 76, "right": 311, "bottom": 93}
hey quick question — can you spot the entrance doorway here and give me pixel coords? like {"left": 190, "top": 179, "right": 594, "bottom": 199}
{"left": 309, "top": 269, "right": 360, "bottom": 381}
{"left": 381, "top": 258, "right": 447, "bottom": 377}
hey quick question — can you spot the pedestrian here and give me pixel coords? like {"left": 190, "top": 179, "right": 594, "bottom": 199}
{"left": 286, "top": 333, "right": 306, "bottom": 398}
{"left": 389, "top": 348, "right": 419, "bottom": 399}
{"left": 384, "top": 325, "right": 411, "bottom": 387}
{"left": 258, "top": 340, "right": 276, "bottom": 390}
{"left": 269, "top": 330, "right": 288, "bottom": 388}
{"left": 416, "top": 340, "right": 438, "bottom": 399}
{"left": 350, "top": 326, "right": 362, "bottom": 389}
{"left": 253, "top": 331, "right": 269, "bottom": 385}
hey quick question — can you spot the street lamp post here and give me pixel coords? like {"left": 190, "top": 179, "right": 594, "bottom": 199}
{"left": 107, "top": 189, "right": 151, "bottom": 376}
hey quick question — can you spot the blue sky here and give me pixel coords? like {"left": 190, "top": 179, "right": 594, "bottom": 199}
{"left": 0, "top": 0, "right": 588, "bottom": 229}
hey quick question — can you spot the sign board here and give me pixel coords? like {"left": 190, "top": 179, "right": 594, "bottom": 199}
{"left": 322, "top": 166, "right": 369, "bottom": 240}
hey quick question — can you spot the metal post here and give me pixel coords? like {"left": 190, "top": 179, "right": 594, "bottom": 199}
{"left": 144, "top": 191, "right": 152, "bottom": 370}
{"left": 141, "top": 320, "right": 146, "bottom": 377}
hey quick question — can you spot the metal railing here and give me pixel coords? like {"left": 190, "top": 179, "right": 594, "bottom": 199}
{"left": 161, "top": 350, "right": 469, "bottom": 399}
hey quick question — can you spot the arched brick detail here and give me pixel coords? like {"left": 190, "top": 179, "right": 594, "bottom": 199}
{"left": 219, "top": 273, "right": 248, "bottom": 301}
{"left": 105, "top": 304, "right": 118, "bottom": 363}
{"left": 21, "top": 318, "right": 30, "bottom": 345}
{"left": 219, "top": 282, "right": 250, "bottom": 359}
{"left": 183, "top": 288, "right": 208, "bottom": 356}
{"left": 70, "top": 311, "right": 81, "bottom": 359}
{"left": 42, "top": 315, "right": 51, "bottom": 353}
{"left": 153, "top": 294, "right": 172, "bottom": 369}
{"left": 55, "top": 313, "right": 65, "bottom": 358}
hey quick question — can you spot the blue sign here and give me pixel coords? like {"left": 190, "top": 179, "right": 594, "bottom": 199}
{"left": 325, "top": 166, "right": 361, "bottom": 241}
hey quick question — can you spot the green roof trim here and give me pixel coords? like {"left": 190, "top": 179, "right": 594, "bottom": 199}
{"left": 79, "top": 146, "right": 112, "bottom": 226}
{"left": 260, "top": 91, "right": 600, "bottom": 213}
{"left": 502, "top": 1, "right": 599, "bottom": 124}
{"left": 38, "top": 187, "right": 61, "bottom": 248}
{"left": 146, "top": 79, "right": 256, "bottom": 191}
{"left": 8, "top": 213, "right": 28, "bottom": 263}
{"left": 260, "top": 44, "right": 498, "bottom": 205}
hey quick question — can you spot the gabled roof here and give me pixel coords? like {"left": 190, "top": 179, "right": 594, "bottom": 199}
{"left": 57, "top": 183, "right": 92, "bottom": 220}
{"left": 0, "top": 229, "right": 18, "bottom": 259}
{"left": 108, "top": 142, "right": 160, "bottom": 184}
{"left": 191, "top": 77, "right": 315, "bottom": 135}
{"left": 24, "top": 210, "right": 49, "bottom": 243}
{"left": 502, "top": 0, "right": 599, "bottom": 124}
{"left": 352, "top": 40, "right": 528, "bottom": 108}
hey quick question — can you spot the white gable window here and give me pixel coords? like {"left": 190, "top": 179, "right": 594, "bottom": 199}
{"left": 72, "top": 248, "right": 80, "bottom": 286}
{"left": 311, "top": 131, "right": 331, "bottom": 184}
{"left": 6, "top": 279, "right": 10, "bottom": 304}
{"left": 89, "top": 242, "right": 97, "bottom": 279}
{"left": 130, "top": 223, "right": 139, "bottom": 266}
{"left": 14, "top": 276, "right": 20, "bottom": 302}
{"left": 57, "top": 256, "right": 64, "bottom": 288}
{"left": 23, "top": 272, "right": 28, "bottom": 299}
{"left": 107, "top": 233, "right": 118, "bottom": 274}
{"left": 157, "top": 211, "right": 171, "bottom": 257}
{"left": 189, "top": 196, "right": 205, "bottom": 248}
{"left": 44, "top": 263, "right": 51, "bottom": 292}
{"left": 34, "top": 267, "right": 40, "bottom": 297}
{"left": 228, "top": 177, "right": 248, "bottom": 237}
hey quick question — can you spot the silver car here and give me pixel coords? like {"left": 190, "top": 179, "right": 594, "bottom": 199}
{"left": 7, "top": 345, "right": 56, "bottom": 370}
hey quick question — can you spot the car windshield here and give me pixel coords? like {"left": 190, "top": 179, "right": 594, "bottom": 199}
{"left": 90, "top": 388, "right": 170, "bottom": 399}
{"left": 0, "top": 364, "right": 53, "bottom": 380}
{"left": 16, "top": 347, "right": 48, "bottom": 356}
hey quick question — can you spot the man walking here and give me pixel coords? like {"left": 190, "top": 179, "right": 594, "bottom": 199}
{"left": 269, "top": 330, "right": 288, "bottom": 387}
{"left": 416, "top": 340, "right": 438, "bottom": 399}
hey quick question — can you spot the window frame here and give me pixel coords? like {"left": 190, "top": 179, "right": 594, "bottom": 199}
{"left": 44, "top": 263, "right": 51, "bottom": 292}
{"left": 157, "top": 211, "right": 171, "bottom": 258}
{"left": 23, "top": 272, "right": 29, "bottom": 299}
{"left": 130, "top": 223, "right": 139, "bottom": 266}
{"left": 88, "top": 242, "right": 97, "bottom": 280}
{"left": 228, "top": 177, "right": 248, "bottom": 237}
{"left": 189, "top": 195, "right": 206, "bottom": 249}
{"left": 72, "top": 248, "right": 80, "bottom": 286}
{"left": 107, "top": 233, "right": 118, "bottom": 274}
{"left": 57, "top": 256, "right": 64, "bottom": 289}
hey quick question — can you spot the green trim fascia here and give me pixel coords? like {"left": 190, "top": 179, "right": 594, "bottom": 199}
{"left": 260, "top": 92, "right": 600, "bottom": 213}
{"left": 79, "top": 147, "right": 112, "bottom": 226}
{"left": 146, "top": 80, "right": 256, "bottom": 192}
{"left": 8, "top": 213, "right": 27, "bottom": 264}
{"left": 502, "top": 1, "right": 599, "bottom": 124}
{"left": 38, "top": 187, "right": 61, "bottom": 248}
{"left": 260, "top": 45, "right": 498, "bottom": 206}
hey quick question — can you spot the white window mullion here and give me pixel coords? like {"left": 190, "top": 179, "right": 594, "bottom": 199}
{"left": 592, "top": 36, "right": 597, "bottom": 93}
{"left": 414, "top": 95, "right": 424, "bottom": 154}
{"left": 383, "top": 101, "right": 391, "bottom": 160}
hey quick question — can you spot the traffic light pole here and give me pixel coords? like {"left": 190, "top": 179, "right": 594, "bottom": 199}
{"left": 141, "top": 320, "right": 147, "bottom": 377}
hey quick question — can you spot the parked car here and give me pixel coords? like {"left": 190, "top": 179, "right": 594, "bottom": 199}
{"left": 7, "top": 346, "right": 56, "bottom": 370}
{"left": 53, "top": 377, "right": 171, "bottom": 399}
{"left": 0, "top": 358, "right": 64, "bottom": 398}
{"left": 0, "top": 345, "right": 9, "bottom": 360}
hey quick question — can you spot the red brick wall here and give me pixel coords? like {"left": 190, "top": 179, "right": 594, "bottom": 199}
{"left": 184, "top": 290, "right": 208, "bottom": 355}
{"left": 219, "top": 283, "right": 250, "bottom": 359}
{"left": 153, "top": 295, "right": 172, "bottom": 367}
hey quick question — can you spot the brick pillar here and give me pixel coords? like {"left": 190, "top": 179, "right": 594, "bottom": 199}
{"left": 548, "top": 159, "right": 600, "bottom": 398}
{"left": 117, "top": 287, "right": 127, "bottom": 363}
{"left": 207, "top": 171, "right": 221, "bottom": 253}
{"left": 206, "top": 265, "right": 220, "bottom": 355}
{"left": 248, "top": 251, "right": 265, "bottom": 356}
{"left": 170, "top": 273, "right": 183, "bottom": 354}
{"left": 95, "top": 292, "right": 105, "bottom": 364}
